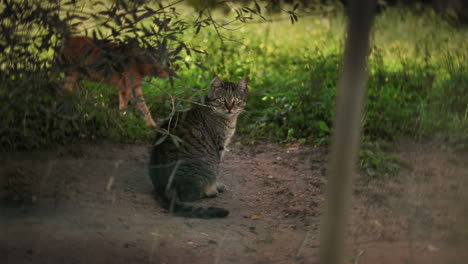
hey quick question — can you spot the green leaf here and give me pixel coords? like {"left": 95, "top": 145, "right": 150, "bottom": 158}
{"left": 318, "top": 120, "right": 330, "bottom": 133}
{"left": 170, "top": 134, "right": 183, "bottom": 148}
{"left": 154, "top": 135, "right": 168, "bottom": 146}
{"left": 255, "top": 2, "right": 261, "bottom": 14}
{"left": 293, "top": 3, "right": 300, "bottom": 11}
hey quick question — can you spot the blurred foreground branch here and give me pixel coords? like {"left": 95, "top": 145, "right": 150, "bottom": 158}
{"left": 319, "top": 0, "right": 375, "bottom": 264}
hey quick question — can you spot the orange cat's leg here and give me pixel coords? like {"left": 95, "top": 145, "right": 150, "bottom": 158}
{"left": 116, "top": 76, "right": 131, "bottom": 115}
{"left": 64, "top": 71, "right": 79, "bottom": 91}
{"left": 132, "top": 82, "right": 156, "bottom": 127}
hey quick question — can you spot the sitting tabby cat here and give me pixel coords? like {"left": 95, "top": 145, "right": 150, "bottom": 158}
{"left": 149, "top": 75, "right": 248, "bottom": 219}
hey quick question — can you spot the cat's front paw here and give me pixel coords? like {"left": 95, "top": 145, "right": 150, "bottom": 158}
{"left": 203, "top": 183, "right": 227, "bottom": 198}
{"left": 205, "top": 191, "right": 219, "bottom": 198}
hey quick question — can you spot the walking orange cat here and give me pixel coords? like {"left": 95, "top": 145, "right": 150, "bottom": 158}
{"left": 60, "top": 36, "right": 170, "bottom": 127}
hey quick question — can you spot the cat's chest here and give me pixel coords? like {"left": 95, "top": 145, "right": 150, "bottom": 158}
{"left": 224, "top": 127, "right": 235, "bottom": 145}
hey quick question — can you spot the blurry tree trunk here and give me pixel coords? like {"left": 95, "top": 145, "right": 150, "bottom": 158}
{"left": 319, "top": 1, "right": 375, "bottom": 264}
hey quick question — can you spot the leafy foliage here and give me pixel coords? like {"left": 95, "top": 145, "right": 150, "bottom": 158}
{"left": 359, "top": 140, "right": 401, "bottom": 180}
{"left": 0, "top": 0, "right": 281, "bottom": 150}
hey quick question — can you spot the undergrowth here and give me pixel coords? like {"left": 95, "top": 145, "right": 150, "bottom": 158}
{"left": 146, "top": 6, "right": 467, "bottom": 145}
{"left": 0, "top": 74, "right": 154, "bottom": 150}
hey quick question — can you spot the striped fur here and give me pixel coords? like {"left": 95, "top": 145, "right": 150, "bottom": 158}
{"left": 149, "top": 75, "right": 248, "bottom": 218}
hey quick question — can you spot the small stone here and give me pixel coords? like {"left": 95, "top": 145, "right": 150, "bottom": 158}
{"left": 427, "top": 244, "right": 439, "bottom": 252}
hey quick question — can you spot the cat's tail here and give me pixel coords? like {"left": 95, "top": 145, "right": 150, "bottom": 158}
{"left": 163, "top": 190, "right": 229, "bottom": 219}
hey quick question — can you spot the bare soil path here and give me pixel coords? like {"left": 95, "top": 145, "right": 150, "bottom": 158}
{"left": 1, "top": 138, "right": 467, "bottom": 263}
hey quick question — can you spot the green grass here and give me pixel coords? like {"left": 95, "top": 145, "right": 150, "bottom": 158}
{"left": 143, "top": 6, "right": 467, "bottom": 145}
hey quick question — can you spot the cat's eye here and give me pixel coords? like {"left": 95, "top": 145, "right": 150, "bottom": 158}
{"left": 234, "top": 98, "right": 241, "bottom": 103}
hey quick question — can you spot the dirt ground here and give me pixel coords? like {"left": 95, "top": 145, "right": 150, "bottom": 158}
{"left": 1, "top": 138, "right": 467, "bottom": 264}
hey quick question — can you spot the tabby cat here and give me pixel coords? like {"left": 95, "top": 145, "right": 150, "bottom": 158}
{"left": 149, "top": 75, "right": 248, "bottom": 218}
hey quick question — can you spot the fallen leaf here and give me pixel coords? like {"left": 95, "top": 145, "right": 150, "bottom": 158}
{"left": 250, "top": 215, "right": 262, "bottom": 220}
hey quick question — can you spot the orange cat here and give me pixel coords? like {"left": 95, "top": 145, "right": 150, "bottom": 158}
{"left": 60, "top": 36, "right": 170, "bottom": 127}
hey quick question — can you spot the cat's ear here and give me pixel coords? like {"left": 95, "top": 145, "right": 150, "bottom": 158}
{"left": 210, "top": 75, "right": 223, "bottom": 89}
{"left": 238, "top": 77, "right": 249, "bottom": 92}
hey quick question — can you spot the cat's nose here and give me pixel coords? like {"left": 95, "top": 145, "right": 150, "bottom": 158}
{"left": 225, "top": 102, "right": 234, "bottom": 110}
